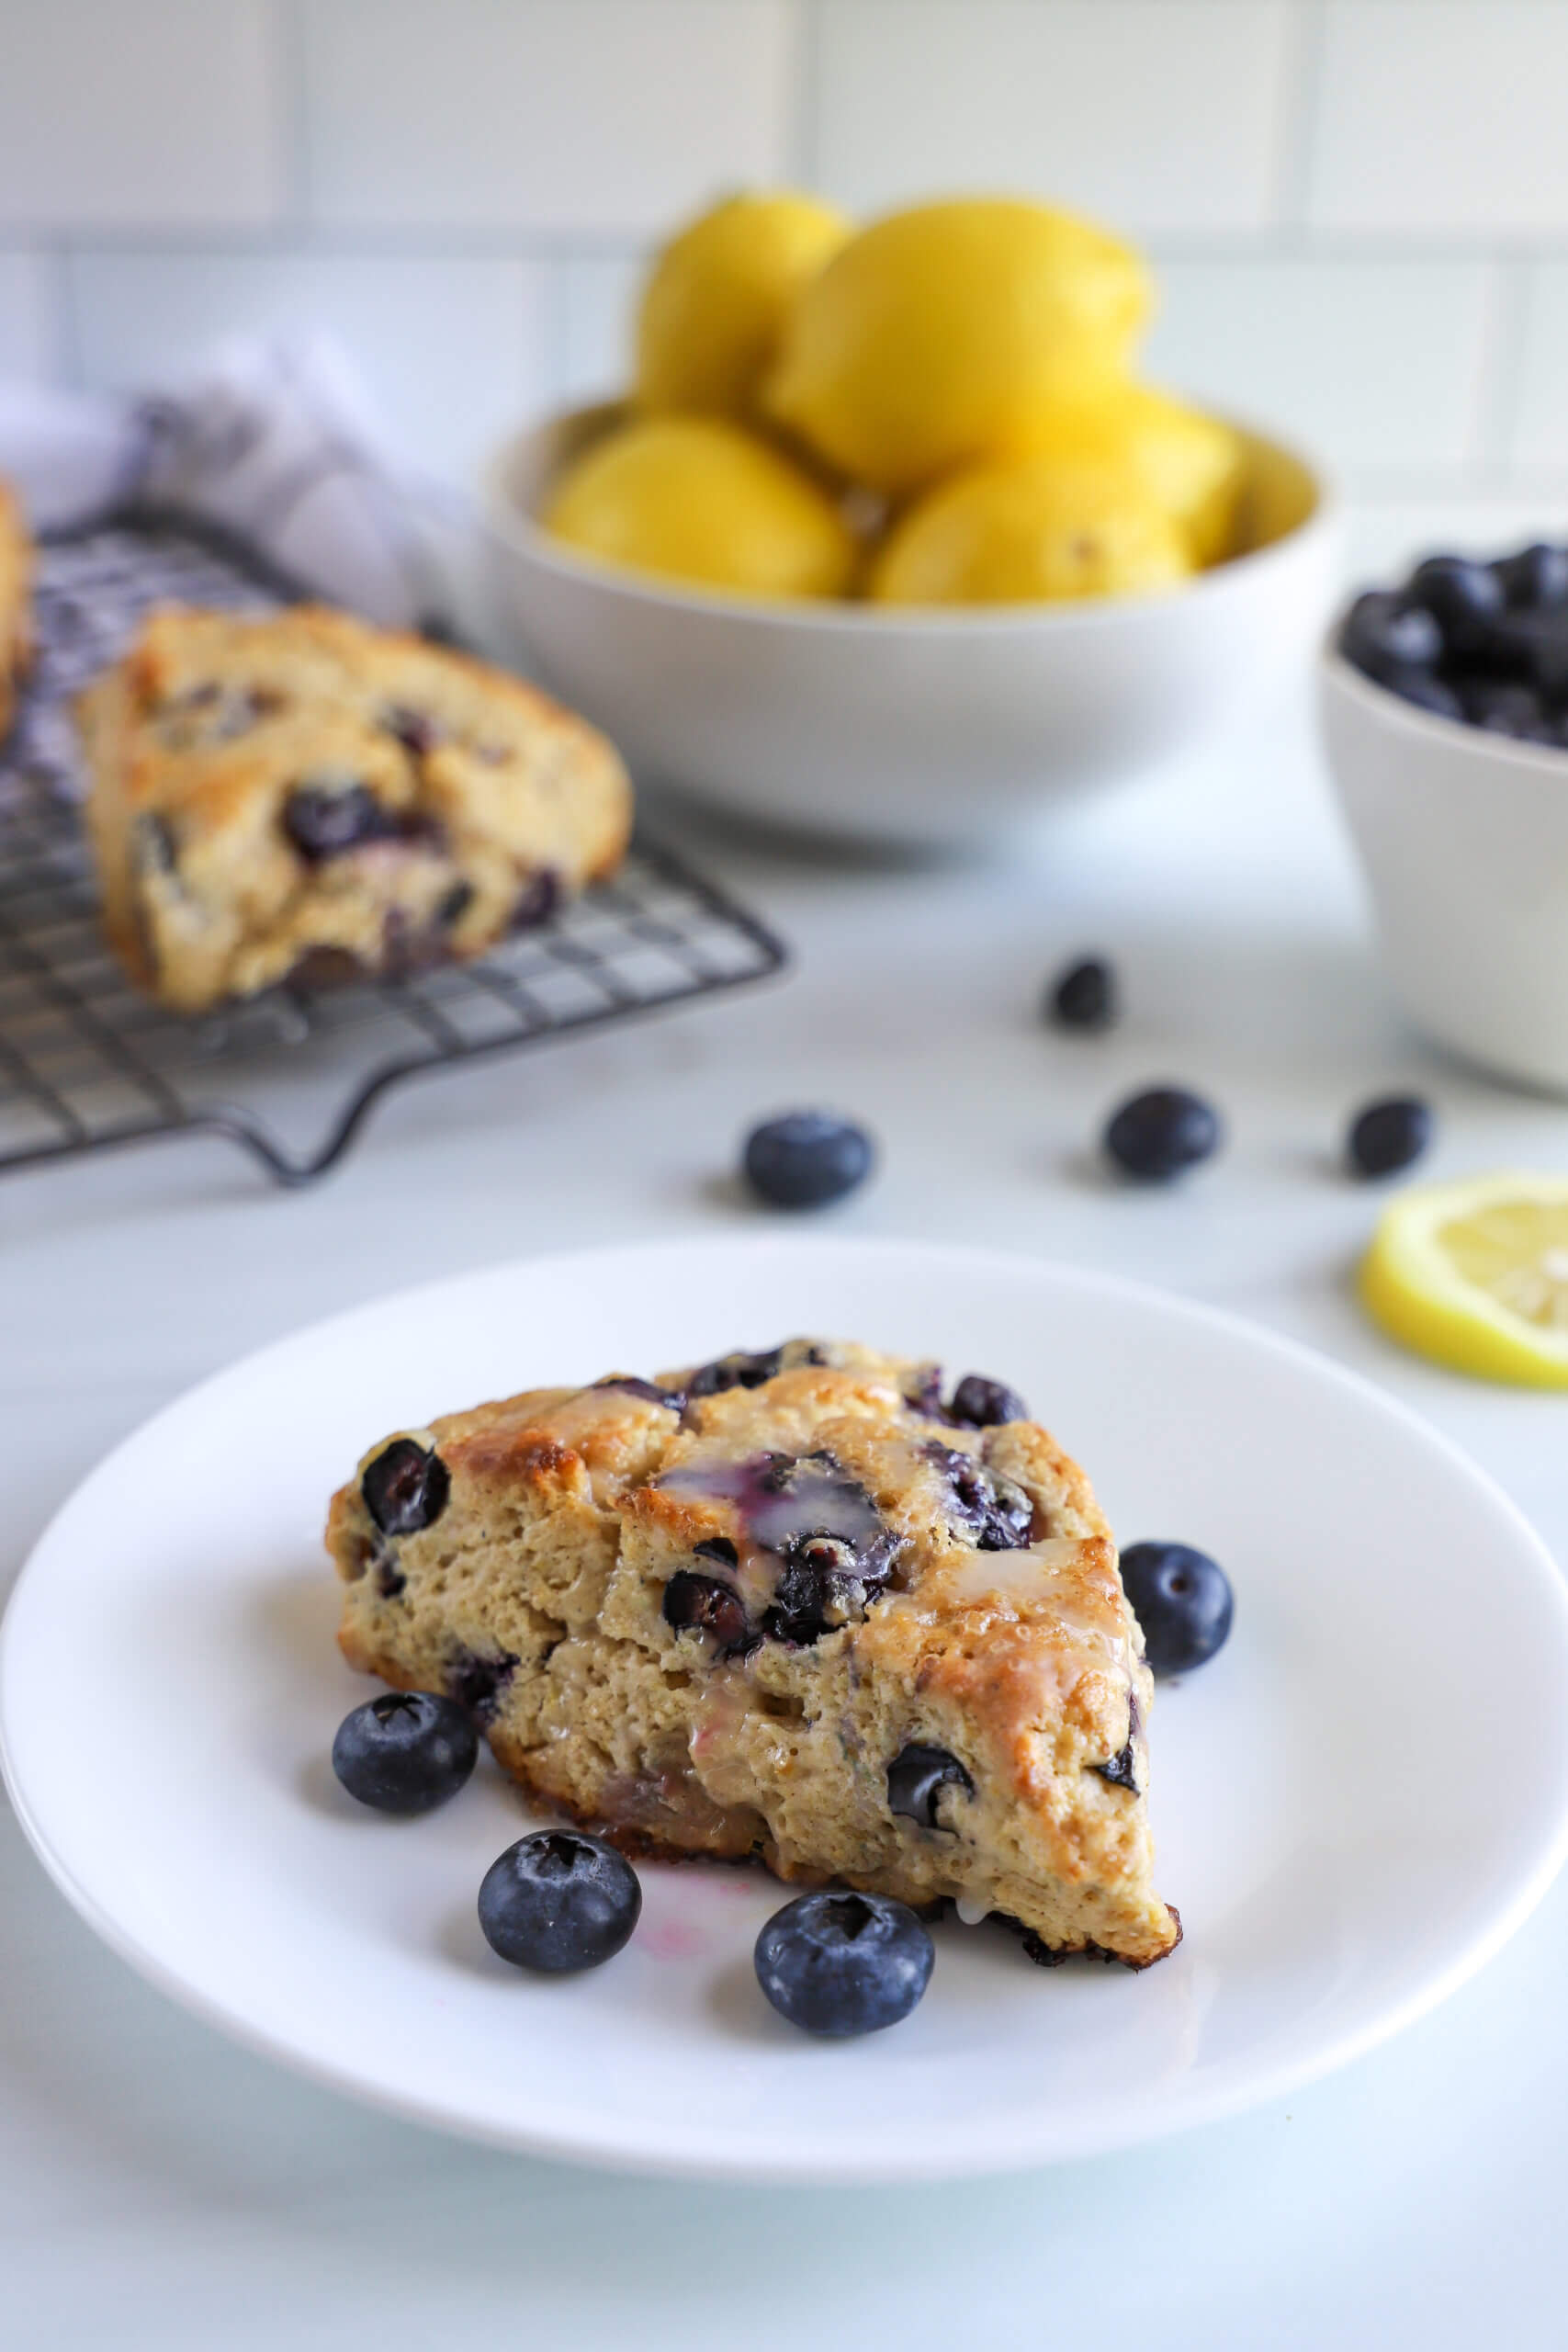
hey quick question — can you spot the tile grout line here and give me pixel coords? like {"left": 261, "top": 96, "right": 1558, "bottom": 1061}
{"left": 790, "top": 0, "right": 825, "bottom": 188}
{"left": 1467, "top": 255, "right": 1534, "bottom": 484}
{"left": 50, "top": 236, "right": 83, "bottom": 389}
{"left": 269, "top": 0, "right": 313, "bottom": 230}
{"left": 17, "top": 220, "right": 1568, "bottom": 267}
{"left": 1269, "top": 0, "right": 1328, "bottom": 244}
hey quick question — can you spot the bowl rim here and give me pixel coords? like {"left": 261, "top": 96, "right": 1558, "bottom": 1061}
{"left": 482, "top": 399, "right": 1340, "bottom": 638}
{"left": 1319, "top": 625, "right": 1568, "bottom": 781}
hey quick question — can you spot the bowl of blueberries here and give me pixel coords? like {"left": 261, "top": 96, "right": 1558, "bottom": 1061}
{"left": 1322, "top": 540, "right": 1568, "bottom": 1095}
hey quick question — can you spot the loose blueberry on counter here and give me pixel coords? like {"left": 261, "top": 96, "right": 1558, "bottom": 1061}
{"left": 742, "top": 1113, "right": 874, "bottom": 1210}
{"left": 1340, "top": 592, "right": 1443, "bottom": 681}
{"left": 332, "top": 1690, "right": 478, "bottom": 1815}
{"left": 887, "top": 1742, "right": 975, "bottom": 1828}
{"left": 362, "top": 1438, "right": 450, "bottom": 1536}
{"left": 1120, "top": 1543, "right": 1233, "bottom": 1677}
{"left": 1347, "top": 1094, "right": 1433, "bottom": 1180}
{"left": 478, "top": 1830, "right": 642, "bottom": 1973}
{"left": 948, "top": 1373, "right": 1028, "bottom": 1428}
{"left": 754, "top": 1891, "right": 934, "bottom": 2037}
{"left": 1048, "top": 955, "right": 1117, "bottom": 1033}
{"left": 1103, "top": 1086, "right": 1222, "bottom": 1182}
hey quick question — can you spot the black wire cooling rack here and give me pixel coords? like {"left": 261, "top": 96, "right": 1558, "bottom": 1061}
{"left": 0, "top": 511, "right": 787, "bottom": 1188}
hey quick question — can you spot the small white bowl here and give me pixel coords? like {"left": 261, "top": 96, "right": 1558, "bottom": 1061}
{"left": 1320, "top": 641, "right": 1568, "bottom": 1095}
{"left": 484, "top": 402, "right": 1338, "bottom": 847}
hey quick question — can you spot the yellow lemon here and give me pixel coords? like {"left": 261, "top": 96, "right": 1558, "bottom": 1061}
{"left": 869, "top": 455, "right": 1191, "bottom": 605}
{"left": 1359, "top": 1170, "right": 1568, "bottom": 1388}
{"left": 635, "top": 189, "right": 852, "bottom": 420}
{"left": 1007, "top": 384, "right": 1245, "bottom": 568}
{"left": 764, "top": 197, "right": 1151, "bottom": 494}
{"left": 542, "top": 416, "right": 858, "bottom": 600}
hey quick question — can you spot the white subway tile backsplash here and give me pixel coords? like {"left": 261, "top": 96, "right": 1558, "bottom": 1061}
{"left": 1311, "top": 1, "right": 1568, "bottom": 235}
{"left": 556, "top": 254, "right": 645, "bottom": 406}
{"left": 1508, "top": 266, "right": 1568, "bottom": 473}
{"left": 1146, "top": 257, "right": 1492, "bottom": 476}
{"left": 300, "top": 0, "right": 796, "bottom": 232}
{"left": 0, "top": 0, "right": 285, "bottom": 228}
{"left": 65, "top": 251, "right": 547, "bottom": 483}
{"left": 815, "top": 0, "right": 1291, "bottom": 233}
{"left": 0, "top": 0, "right": 1559, "bottom": 506}
{"left": 0, "top": 252, "right": 55, "bottom": 380}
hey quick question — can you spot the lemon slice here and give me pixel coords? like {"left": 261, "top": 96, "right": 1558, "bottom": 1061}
{"left": 1359, "top": 1170, "right": 1568, "bottom": 1387}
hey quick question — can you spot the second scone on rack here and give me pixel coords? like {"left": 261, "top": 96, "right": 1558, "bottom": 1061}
{"left": 77, "top": 604, "right": 632, "bottom": 1013}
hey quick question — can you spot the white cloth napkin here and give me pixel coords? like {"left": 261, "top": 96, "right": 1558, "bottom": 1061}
{"left": 0, "top": 334, "right": 448, "bottom": 629}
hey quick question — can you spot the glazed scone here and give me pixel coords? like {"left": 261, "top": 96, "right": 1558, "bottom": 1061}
{"left": 77, "top": 604, "right": 632, "bottom": 1012}
{"left": 0, "top": 479, "right": 31, "bottom": 744}
{"left": 326, "top": 1339, "right": 1181, "bottom": 1968}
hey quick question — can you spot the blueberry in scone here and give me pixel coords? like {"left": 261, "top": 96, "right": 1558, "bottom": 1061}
{"left": 76, "top": 603, "right": 631, "bottom": 1012}
{"left": 0, "top": 479, "right": 32, "bottom": 748}
{"left": 325, "top": 1338, "right": 1182, "bottom": 1969}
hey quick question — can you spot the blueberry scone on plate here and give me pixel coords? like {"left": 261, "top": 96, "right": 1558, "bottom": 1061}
{"left": 326, "top": 1340, "right": 1181, "bottom": 1968}
{"left": 78, "top": 604, "right": 632, "bottom": 1012}
{"left": 0, "top": 479, "right": 32, "bottom": 744}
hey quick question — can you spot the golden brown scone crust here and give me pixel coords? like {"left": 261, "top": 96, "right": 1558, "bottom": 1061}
{"left": 0, "top": 480, "right": 32, "bottom": 745}
{"left": 77, "top": 603, "right": 632, "bottom": 1011}
{"left": 327, "top": 1338, "right": 1181, "bottom": 1968}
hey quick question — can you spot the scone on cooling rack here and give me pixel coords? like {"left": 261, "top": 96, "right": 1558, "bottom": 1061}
{"left": 77, "top": 604, "right": 632, "bottom": 1012}
{"left": 0, "top": 480, "right": 32, "bottom": 744}
{"left": 326, "top": 1339, "right": 1182, "bottom": 1969}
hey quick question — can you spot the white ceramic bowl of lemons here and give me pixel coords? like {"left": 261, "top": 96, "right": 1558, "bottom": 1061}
{"left": 483, "top": 193, "right": 1338, "bottom": 847}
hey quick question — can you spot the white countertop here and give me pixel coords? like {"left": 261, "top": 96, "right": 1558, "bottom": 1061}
{"left": 4, "top": 679, "right": 1564, "bottom": 2349}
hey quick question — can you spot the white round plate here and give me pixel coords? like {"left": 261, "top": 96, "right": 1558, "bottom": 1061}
{"left": 5, "top": 1238, "right": 1568, "bottom": 2181}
